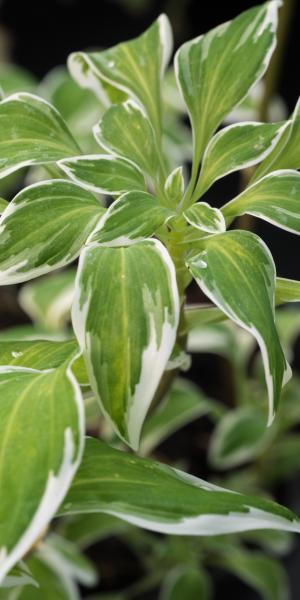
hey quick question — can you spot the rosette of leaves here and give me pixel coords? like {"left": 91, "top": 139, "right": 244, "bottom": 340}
{"left": 1, "top": 1, "right": 300, "bottom": 590}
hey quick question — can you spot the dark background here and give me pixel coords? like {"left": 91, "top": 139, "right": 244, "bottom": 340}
{"left": 0, "top": 1, "right": 300, "bottom": 598}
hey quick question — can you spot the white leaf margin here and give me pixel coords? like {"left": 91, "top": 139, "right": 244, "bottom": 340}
{"left": 0, "top": 356, "right": 85, "bottom": 584}
{"left": 72, "top": 239, "right": 180, "bottom": 449}
{"left": 67, "top": 14, "right": 173, "bottom": 109}
{"left": 186, "top": 235, "right": 291, "bottom": 426}
{"left": 0, "top": 92, "right": 79, "bottom": 179}
{"left": 199, "top": 120, "right": 291, "bottom": 191}
{"left": 222, "top": 168, "right": 300, "bottom": 235}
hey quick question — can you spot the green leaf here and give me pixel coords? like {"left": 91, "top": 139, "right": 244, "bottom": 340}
{"left": 0, "top": 65, "right": 37, "bottom": 96}
{"left": 175, "top": 1, "right": 280, "bottom": 174}
{"left": 185, "top": 304, "right": 227, "bottom": 328}
{"left": 0, "top": 197, "right": 8, "bottom": 213}
{"left": 0, "top": 93, "right": 80, "bottom": 178}
{"left": 59, "top": 437, "right": 300, "bottom": 536}
{"left": 72, "top": 239, "right": 179, "bottom": 449}
{"left": 0, "top": 337, "right": 87, "bottom": 386}
{"left": 184, "top": 202, "right": 225, "bottom": 233}
{"left": 60, "top": 513, "right": 128, "bottom": 548}
{"left": 89, "top": 191, "right": 174, "bottom": 246}
{"left": 68, "top": 15, "right": 172, "bottom": 133}
{"left": 0, "top": 361, "right": 84, "bottom": 583}
{"left": 94, "top": 101, "right": 159, "bottom": 180}
{"left": 160, "top": 566, "right": 212, "bottom": 600}
{"left": 19, "top": 270, "right": 76, "bottom": 331}
{"left": 59, "top": 154, "right": 146, "bottom": 195}
{"left": 222, "top": 170, "right": 300, "bottom": 234}
{"left": 194, "top": 121, "right": 288, "bottom": 198}
{"left": 219, "top": 549, "right": 289, "bottom": 600}
{"left": 253, "top": 97, "right": 300, "bottom": 181}
{"left": 39, "top": 533, "right": 97, "bottom": 587}
{"left": 0, "top": 339, "right": 77, "bottom": 370}
{"left": 209, "top": 407, "right": 273, "bottom": 470}
{"left": 186, "top": 230, "right": 290, "bottom": 424}
{"left": 275, "top": 277, "right": 300, "bottom": 304}
{"left": 0, "top": 180, "right": 103, "bottom": 285}
{"left": 1, "top": 562, "right": 38, "bottom": 589}
{"left": 164, "top": 167, "right": 185, "bottom": 207}
{"left": 140, "top": 378, "right": 213, "bottom": 456}
{"left": 15, "top": 555, "right": 74, "bottom": 600}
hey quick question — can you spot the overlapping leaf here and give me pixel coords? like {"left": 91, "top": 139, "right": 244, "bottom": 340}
{"left": 253, "top": 97, "right": 300, "bottom": 181}
{"left": 68, "top": 15, "right": 172, "bottom": 133}
{"left": 89, "top": 191, "right": 174, "bottom": 246}
{"left": 0, "top": 362, "right": 84, "bottom": 583}
{"left": 222, "top": 170, "right": 300, "bottom": 234}
{"left": 72, "top": 239, "right": 179, "bottom": 449}
{"left": 186, "top": 230, "right": 291, "bottom": 423}
{"left": 0, "top": 93, "right": 79, "bottom": 178}
{"left": 94, "top": 101, "right": 159, "bottom": 180}
{"left": 0, "top": 180, "right": 104, "bottom": 285}
{"left": 175, "top": 1, "right": 280, "bottom": 174}
{"left": 59, "top": 155, "right": 146, "bottom": 195}
{"left": 184, "top": 202, "right": 225, "bottom": 233}
{"left": 59, "top": 437, "right": 300, "bottom": 536}
{"left": 195, "top": 121, "right": 288, "bottom": 198}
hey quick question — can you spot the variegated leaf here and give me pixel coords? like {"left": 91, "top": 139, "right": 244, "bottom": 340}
{"left": 0, "top": 180, "right": 103, "bottom": 285}
{"left": 253, "top": 97, "right": 300, "bottom": 181}
{"left": 59, "top": 155, "right": 146, "bottom": 196}
{"left": 195, "top": 121, "right": 288, "bottom": 199}
{"left": 175, "top": 1, "right": 280, "bottom": 176}
{"left": 0, "top": 93, "right": 80, "bottom": 178}
{"left": 94, "top": 100, "right": 159, "bottom": 180}
{"left": 89, "top": 191, "right": 174, "bottom": 246}
{"left": 186, "top": 230, "right": 291, "bottom": 424}
{"left": 68, "top": 15, "right": 172, "bottom": 133}
{"left": 59, "top": 437, "right": 300, "bottom": 536}
{"left": 184, "top": 202, "right": 226, "bottom": 233}
{"left": 222, "top": 170, "right": 300, "bottom": 234}
{"left": 0, "top": 361, "right": 84, "bottom": 583}
{"left": 72, "top": 239, "right": 179, "bottom": 449}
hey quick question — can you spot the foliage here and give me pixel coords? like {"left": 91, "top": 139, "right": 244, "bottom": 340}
{"left": 0, "top": 1, "right": 300, "bottom": 597}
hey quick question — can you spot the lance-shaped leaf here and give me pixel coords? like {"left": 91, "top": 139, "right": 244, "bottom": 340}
{"left": 0, "top": 180, "right": 104, "bottom": 285}
{"left": 195, "top": 121, "right": 288, "bottom": 198}
{"left": 59, "top": 437, "right": 300, "bottom": 536}
{"left": 175, "top": 1, "right": 280, "bottom": 170}
{"left": 253, "top": 97, "right": 300, "bottom": 181}
{"left": 184, "top": 202, "right": 225, "bottom": 234}
{"left": 222, "top": 170, "right": 300, "bottom": 234}
{"left": 89, "top": 191, "right": 174, "bottom": 246}
{"left": 19, "top": 270, "right": 76, "bottom": 331}
{"left": 209, "top": 407, "right": 273, "bottom": 470}
{"left": 186, "top": 230, "right": 291, "bottom": 424}
{"left": 59, "top": 155, "right": 146, "bottom": 196}
{"left": 68, "top": 15, "right": 172, "bottom": 132}
{"left": 94, "top": 101, "right": 159, "bottom": 180}
{"left": 275, "top": 277, "right": 300, "bottom": 304}
{"left": 0, "top": 93, "right": 80, "bottom": 178}
{"left": 72, "top": 239, "right": 179, "bottom": 449}
{"left": 219, "top": 549, "right": 289, "bottom": 600}
{"left": 0, "top": 361, "right": 84, "bottom": 583}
